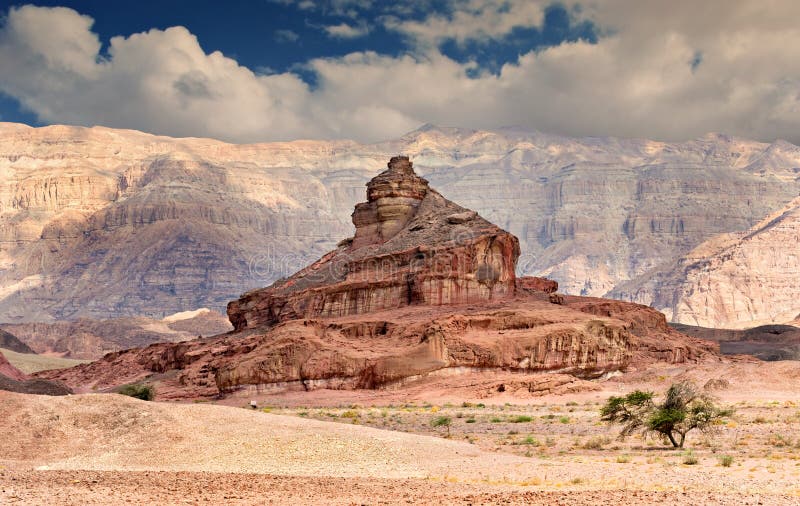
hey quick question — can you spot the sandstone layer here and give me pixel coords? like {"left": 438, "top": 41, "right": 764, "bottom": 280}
{"left": 228, "top": 156, "right": 519, "bottom": 330}
{"left": 1, "top": 309, "right": 232, "bottom": 360}
{"left": 3, "top": 123, "right": 800, "bottom": 326}
{"left": 39, "top": 158, "right": 719, "bottom": 399}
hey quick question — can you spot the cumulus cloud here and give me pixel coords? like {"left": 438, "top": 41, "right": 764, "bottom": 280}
{"left": 322, "top": 22, "right": 369, "bottom": 39}
{"left": 274, "top": 29, "right": 300, "bottom": 43}
{"left": 385, "top": 0, "right": 546, "bottom": 49}
{"left": 1, "top": 2, "right": 800, "bottom": 144}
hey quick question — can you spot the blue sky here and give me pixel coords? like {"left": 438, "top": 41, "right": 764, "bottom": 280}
{"left": 0, "top": 1, "right": 799, "bottom": 143}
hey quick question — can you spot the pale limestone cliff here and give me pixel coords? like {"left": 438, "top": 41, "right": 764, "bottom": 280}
{"left": 613, "top": 197, "right": 800, "bottom": 328}
{"left": 2, "top": 123, "right": 800, "bottom": 325}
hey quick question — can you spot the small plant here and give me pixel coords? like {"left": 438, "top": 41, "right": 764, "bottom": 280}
{"left": 465, "top": 418, "right": 476, "bottom": 423}
{"left": 340, "top": 410, "right": 359, "bottom": 419}
{"left": 682, "top": 450, "right": 699, "bottom": 465}
{"left": 559, "top": 416, "right": 571, "bottom": 424}
{"left": 718, "top": 455, "right": 734, "bottom": 467}
{"left": 601, "top": 381, "right": 733, "bottom": 448}
{"left": 431, "top": 416, "right": 452, "bottom": 436}
{"left": 582, "top": 436, "right": 610, "bottom": 450}
{"left": 511, "top": 415, "right": 532, "bottom": 423}
{"left": 522, "top": 436, "right": 540, "bottom": 446}
{"left": 490, "top": 417, "right": 503, "bottom": 423}
{"left": 117, "top": 383, "right": 154, "bottom": 401}
{"left": 616, "top": 454, "right": 631, "bottom": 463}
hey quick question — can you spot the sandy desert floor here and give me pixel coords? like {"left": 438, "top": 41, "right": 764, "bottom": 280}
{"left": 3, "top": 361, "right": 800, "bottom": 504}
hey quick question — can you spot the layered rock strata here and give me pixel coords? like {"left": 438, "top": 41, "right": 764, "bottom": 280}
{"left": 3, "top": 123, "right": 800, "bottom": 326}
{"left": 613, "top": 197, "right": 800, "bottom": 328}
{"left": 39, "top": 157, "right": 721, "bottom": 399}
{"left": 228, "top": 156, "right": 519, "bottom": 330}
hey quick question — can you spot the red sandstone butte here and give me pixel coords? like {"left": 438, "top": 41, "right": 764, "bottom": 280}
{"left": 228, "top": 156, "right": 520, "bottom": 331}
{"left": 37, "top": 156, "right": 724, "bottom": 400}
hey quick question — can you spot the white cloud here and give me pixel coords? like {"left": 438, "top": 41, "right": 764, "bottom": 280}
{"left": 322, "top": 22, "right": 369, "bottom": 39}
{"left": 274, "top": 29, "right": 300, "bottom": 43}
{"left": 2, "top": 2, "right": 800, "bottom": 144}
{"left": 385, "top": 0, "right": 546, "bottom": 49}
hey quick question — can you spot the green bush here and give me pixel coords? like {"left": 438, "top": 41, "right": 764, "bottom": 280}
{"left": 117, "top": 383, "right": 155, "bottom": 401}
{"left": 431, "top": 415, "right": 452, "bottom": 436}
{"left": 511, "top": 415, "right": 532, "bottom": 423}
{"left": 682, "top": 450, "right": 699, "bottom": 465}
{"left": 718, "top": 454, "right": 734, "bottom": 467}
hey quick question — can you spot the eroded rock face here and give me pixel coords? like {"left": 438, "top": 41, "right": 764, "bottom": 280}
{"left": 37, "top": 297, "right": 718, "bottom": 399}
{"left": 1, "top": 309, "right": 232, "bottom": 360}
{"left": 228, "top": 156, "right": 520, "bottom": 330}
{"left": 38, "top": 157, "right": 721, "bottom": 399}
{"left": 3, "top": 123, "right": 800, "bottom": 327}
{"left": 613, "top": 197, "right": 800, "bottom": 328}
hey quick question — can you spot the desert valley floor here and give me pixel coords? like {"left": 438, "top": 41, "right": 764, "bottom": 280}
{"left": 4, "top": 360, "right": 800, "bottom": 505}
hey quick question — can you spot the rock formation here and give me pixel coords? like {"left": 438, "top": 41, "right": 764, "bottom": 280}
{"left": 672, "top": 323, "right": 800, "bottom": 361}
{"left": 0, "top": 328, "right": 34, "bottom": 354}
{"left": 0, "top": 350, "right": 27, "bottom": 381}
{"left": 613, "top": 197, "right": 800, "bottom": 328}
{"left": 0, "top": 350, "right": 72, "bottom": 395}
{"left": 3, "top": 123, "right": 800, "bottom": 327}
{"left": 38, "top": 157, "right": 720, "bottom": 399}
{"left": 228, "top": 156, "right": 519, "bottom": 330}
{"left": 2, "top": 309, "right": 232, "bottom": 360}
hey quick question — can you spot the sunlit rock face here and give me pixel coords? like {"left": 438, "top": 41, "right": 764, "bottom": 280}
{"left": 3, "top": 122, "right": 800, "bottom": 326}
{"left": 227, "top": 156, "right": 520, "bottom": 331}
{"left": 612, "top": 197, "right": 800, "bottom": 329}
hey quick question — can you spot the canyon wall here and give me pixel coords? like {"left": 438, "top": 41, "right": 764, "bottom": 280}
{"left": 613, "top": 198, "right": 800, "bottom": 328}
{"left": 2, "top": 123, "right": 800, "bottom": 324}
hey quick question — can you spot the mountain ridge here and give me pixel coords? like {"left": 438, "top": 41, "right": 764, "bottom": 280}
{"left": 2, "top": 122, "right": 800, "bottom": 325}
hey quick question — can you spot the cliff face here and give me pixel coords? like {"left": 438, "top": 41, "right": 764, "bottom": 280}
{"left": 38, "top": 157, "right": 720, "bottom": 399}
{"left": 228, "top": 157, "right": 519, "bottom": 330}
{"left": 613, "top": 197, "right": 800, "bottom": 329}
{"left": 1, "top": 309, "right": 232, "bottom": 360}
{"left": 3, "top": 123, "right": 800, "bottom": 325}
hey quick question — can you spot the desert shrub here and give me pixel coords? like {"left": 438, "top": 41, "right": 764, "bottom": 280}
{"left": 340, "top": 410, "right": 359, "bottom": 419}
{"left": 616, "top": 454, "right": 631, "bottom": 463}
{"left": 431, "top": 416, "right": 452, "bottom": 436}
{"left": 601, "top": 382, "right": 733, "bottom": 448}
{"left": 522, "top": 436, "right": 540, "bottom": 446}
{"left": 117, "top": 383, "right": 154, "bottom": 401}
{"left": 582, "top": 436, "right": 610, "bottom": 449}
{"left": 490, "top": 417, "right": 503, "bottom": 423}
{"left": 559, "top": 416, "right": 571, "bottom": 424}
{"left": 682, "top": 450, "right": 699, "bottom": 465}
{"left": 465, "top": 418, "right": 476, "bottom": 423}
{"left": 511, "top": 415, "right": 532, "bottom": 423}
{"left": 718, "top": 455, "right": 734, "bottom": 467}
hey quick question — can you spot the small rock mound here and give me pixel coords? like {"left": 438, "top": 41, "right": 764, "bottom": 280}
{"left": 0, "top": 328, "right": 35, "bottom": 354}
{"left": 0, "top": 351, "right": 72, "bottom": 395}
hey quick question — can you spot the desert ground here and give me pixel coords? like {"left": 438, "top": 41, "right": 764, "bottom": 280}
{"left": 3, "top": 361, "right": 800, "bottom": 505}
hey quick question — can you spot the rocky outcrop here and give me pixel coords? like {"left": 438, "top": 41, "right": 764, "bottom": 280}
{"left": 0, "top": 328, "right": 34, "bottom": 354}
{"left": 38, "top": 157, "right": 720, "bottom": 399}
{"left": 2, "top": 309, "right": 232, "bottom": 360}
{"left": 228, "top": 157, "right": 519, "bottom": 330}
{"left": 516, "top": 276, "right": 558, "bottom": 294}
{"left": 672, "top": 323, "right": 800, "bottom": 361}
{"left": 613, "top": 197, "right": 800, "bottom": 328}
{"left": 0, "top": 350, "right": 27, "bottom": 381}
{"left": 2, "top": 123, "right": 800, "bottom": 326}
